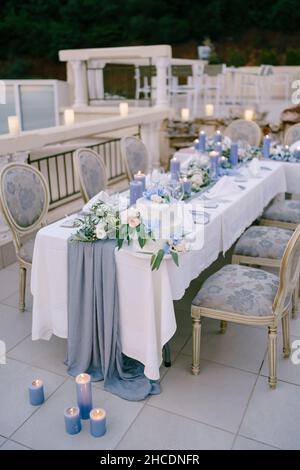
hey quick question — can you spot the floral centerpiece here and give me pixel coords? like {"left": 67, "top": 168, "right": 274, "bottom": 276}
{"left": 143, "top": 186, "right": 171, "bottom": 204}
{"left": 269, "top": 144, "right": 300, "bottom": 162}
{"left": 180, "top": 160, "right": 210, "bottom": 193}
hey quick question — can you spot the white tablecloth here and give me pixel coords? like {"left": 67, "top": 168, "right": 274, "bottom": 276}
{"left": 31, "top": 161, "right": 286, "bottom": 380}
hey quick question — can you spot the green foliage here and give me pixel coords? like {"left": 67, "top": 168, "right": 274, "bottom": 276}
{"left": 0, "top": 59, "right": 31, "bottom": 78}
{"left": 209, "top": 53, "right": 223, "bottom": 65}
{"left": 258, "top": 49, "right": 278, "bottom": 66}
{"left": 285, "top": 48, "right": 300, "bottom": 65}
{"left": 227, "top": 49, "right": 248, "bottom": 67}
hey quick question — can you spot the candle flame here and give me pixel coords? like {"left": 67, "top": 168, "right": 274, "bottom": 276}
{"left": 32, "top": 379, "right": 42, "bottom": 387}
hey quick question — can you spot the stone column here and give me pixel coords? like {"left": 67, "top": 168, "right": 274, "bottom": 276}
{"left": 155, "top": 57, "right": 170, "bottom": 107}
{"left": 70, "top": 60, "right": 88, "bottom": 107}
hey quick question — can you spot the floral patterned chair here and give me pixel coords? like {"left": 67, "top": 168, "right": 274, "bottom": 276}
{"left": 0, "top": 163, "right": 49, "bottom": 311}
{"left": 260, "top": 199, "right": 300, "bottom": 230}
{"left": 284, "top": 123, "right": 300, "bottom": 146}
{"left": 224, "top": 119, "right": 262, "bottom": 147}
{"left": 191, "top": 225, "right": 300, "bottom": 389}
{"left": 120, "top": 136, "right": 149, "bottom": 181}
{"left": 74, "top": 148, "right": 108, "bottom": 203}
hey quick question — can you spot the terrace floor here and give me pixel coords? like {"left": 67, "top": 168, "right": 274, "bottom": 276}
{"left": 0, "top": 257, "right": 300, "bottom": 451}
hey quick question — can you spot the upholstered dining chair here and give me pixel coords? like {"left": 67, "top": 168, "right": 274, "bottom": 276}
{"left": 284, "top": 123, "right": 300, "bottom": 146}
{"left": 0, "top": 163, "right": 49, "bottom": 311}
{"left": 260, "top": 199, "right": 300, "bottom": 230}
{"left": 224, "top": 119, "right": 262, "bottom": 147}
{"left": 120, "top": 136, "right": 149, "bottom": 181}
{"left": 191, "top": 225, "right": 300, "bottom": 389}
{"left": 74, "top": 148, "right": 108, "bottom": 203}
{"left": 232, "top": 225, "right": 298, "bottom": 317}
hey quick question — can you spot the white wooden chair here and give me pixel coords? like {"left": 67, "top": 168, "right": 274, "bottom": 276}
{"left": 224, "top": 119, "right": 262, "bottom": 146}
{"left": 74, "top": 148, "right": 108, "bottom": 204}
{"left": 284, "top": 123, "right": 300, "bottom": 146}
{"left": 120, "top": 136, "right": 149, "bottom": 181}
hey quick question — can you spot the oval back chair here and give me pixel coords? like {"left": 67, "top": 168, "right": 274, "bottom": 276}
{"left": 284, "top": 123, "right": 300, "bottom": 146}
{"left": 224, "top": 119, "right": 262, "bottom": 147}
{"left": 120, "top": 136, "right": 149, "bottom": 181}
{"left": 0, "top": 163, "right": 49, "bottom": 311}
{"left": 73, "top": 148, "right": 108, "bottom": 203}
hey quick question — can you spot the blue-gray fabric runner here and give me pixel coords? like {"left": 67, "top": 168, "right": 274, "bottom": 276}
{"left": 66, "top": 238, "right": 160, "bottom": 400}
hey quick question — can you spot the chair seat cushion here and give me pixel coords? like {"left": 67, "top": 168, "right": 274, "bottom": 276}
{"left": 19, "top": 238, "right": 35, "bottom": 263}
{"left": 262, "top": 200, "right": 300, "bottom": 224}
{"left": 192, "top": 264, "right": 279, "bottom": 316}
{"left": 234, "top": 226, "right": 293, "bottom": 259}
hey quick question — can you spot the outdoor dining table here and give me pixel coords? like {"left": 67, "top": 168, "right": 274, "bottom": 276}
{"left": 31, "top": 160, "right": 287, "bottom": 381}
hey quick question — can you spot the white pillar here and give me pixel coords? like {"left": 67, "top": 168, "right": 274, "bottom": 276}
{"left": 70, "top": 60, "right": 88, "bottom": 107}
{"left": 93, "top": 60, "right": 105, "bottom": 100}
{"left": 141, "top": 121, "right": 161, "bottom": 169}
{"left": 155, "top": 57, "right": 169, "bottom": 107}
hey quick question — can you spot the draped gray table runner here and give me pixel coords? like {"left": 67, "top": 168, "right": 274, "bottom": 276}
{"left": 66, "top": 238, "right": 160, "bottom": 400}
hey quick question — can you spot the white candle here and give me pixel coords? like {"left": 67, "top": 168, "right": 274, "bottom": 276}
{"left": 205, "top": 104, "right": 214, "bottom": 117}
{"left": 244, "top": 109, "right": 254, "bottom": 121}
{"left": 181, "top": 108, "right": 190, "bottom": 122}
{"left": 64, "top": 109, "right": 75, "bottom": 126}
{"left": 119, "top": 102, "right": 129, "bottom": 117}
{"left": 8, "top": 116, "right": 20, "bottom": 136}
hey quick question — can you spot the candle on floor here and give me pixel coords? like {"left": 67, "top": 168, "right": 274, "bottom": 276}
{"left": 64, "top": 407, "right": 81, "bottom": 435}
{"left": 75, "top": 373, "right": 93, "bottom": 419}
{"left": 134, "top": 171, "right": 146, "bottom": 192}
{"left": 182, "top": 177, "right": 192, "bottom": 196}
{"left": 230, "top": 143, "right": 238, "bottom": 166}
{"left": 64, "top": 109, "right": 75, "bottom": 126}
{"left": 8, "top": 116, "right": 20, "bottom": 136}
{"left": 170, "top": 157, "right": 181, "bottom": 180}
{"left": 119, "top": 102, "right": 129, "bottom": 117}
{"left": 181, "top": 108, "right": 190, "bottom": 122}
{"left": 29, "top": 379, "right": 45, "bottom": 406}
{"left": 244, "top": 109, "right": 254, "bottom": 121}
{"left": 205, "top": 104, "right": 214, "bottom": 117}
{"left": 214, "top": 129, "right": 222, "bottom": 143}
{"left": 209, "top": 150, "right": 219, "bottom": 180}
{"left": 199, "top": 130, "right": 206, "bottom": 152}
{"left": 129, "top": 180, "right": 143, "bottom": 206}
{"left": 90, "top": 408, "right": 107, "bottom": 437}
{"left": 263, "top": 135, "right": 270, "bottom": 159}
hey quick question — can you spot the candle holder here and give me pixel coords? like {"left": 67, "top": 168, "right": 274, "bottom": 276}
{"left": 209, "top": 151, "right": 219, "bottom": 180}
{"left": 75, "top": 373, "right": 93, "bottom": 420}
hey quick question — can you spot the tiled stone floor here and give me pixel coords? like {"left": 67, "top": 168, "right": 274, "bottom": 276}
{"left": 0, "top": 261, "right": 300, "bottom": 450}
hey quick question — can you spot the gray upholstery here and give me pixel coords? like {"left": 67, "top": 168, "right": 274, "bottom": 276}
{"left": 263, "top": 200, "right": 300, "bottom": 224}
{"left": 19, "top": 238, "right": 35, "bottom": 263}
{"left": 192, "top": 264, "right": 279, "bottom": 316}
{"left": 122, "top": 137, "right": 148, "bottom": 179}
{"left": 224, "top": 120, "right": 261, "bottom": 147}
{"left": 234, "top": 226, "right": 293, "bottom": 259}
{"left": 77, "top": 150, "right": 107, "bottom": 200}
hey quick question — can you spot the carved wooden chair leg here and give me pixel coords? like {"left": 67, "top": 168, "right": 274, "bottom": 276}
{"left": 268, "top": 325, "right": 278, "bottom": 389}
{"left": 220, "top": 320, "right": 227, "bottom": 334}
{"left": 191, "top": 315, "right": 202, "bottom": 375}
{"left": 281, "top": 311, "right": 291, "bottom": 359}
{"left": 163, "top": 342, "right": 171, "bottom": 367}
{"left": 19, "top": 266, "right": 26, "bottom": 312}
{"left": 292, "top": 287, "right": 298, "bottom": 319}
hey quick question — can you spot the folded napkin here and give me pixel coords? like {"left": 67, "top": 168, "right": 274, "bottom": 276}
{"left": 248, "top": 157, "right": 260, "bottom": 177}
{"left": 205, "top": 176, "right": 242, "bottom": 199}
{"left": 83, "top": 191, "right": 128, "bottom": 212}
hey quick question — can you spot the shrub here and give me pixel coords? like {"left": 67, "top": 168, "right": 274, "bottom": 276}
{"left": 258, "top": 49, "right": 278, "bottom": 65}
{"left": 285, "top": 48, "right": 300, "bottom": 65}
{"left": 227, "top": 49, "right": 248, "bottom": 67}
{"left": 0, "top": 59, "right": 31, "bottom": 79}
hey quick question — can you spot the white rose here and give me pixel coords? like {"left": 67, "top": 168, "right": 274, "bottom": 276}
{"left": 175, "top": 241, "right": 186, "bottom": 253}
{"left": 127, "top": 207, "right": 140, "bottom": 219}
{"left": 151, "top": 194, "right": 163, "bottom": 204}
{"left": 96, "top": 223, "right": 107, "bottom": 239}
{"left": 191, "top": 173, "right": 203, "bottom": 185}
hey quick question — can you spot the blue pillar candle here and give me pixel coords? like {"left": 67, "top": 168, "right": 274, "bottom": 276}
{"left": 129, "top": 180, "right": 143, "bottom": 206}
{"left": 263, "top": 135, "right": 271, "bottom": 159}
{"left": 209, "top": 151, "right": 219, "bottom": 180}
{"left": 214, "top": 141, "right": 222, "bottom": 157}
{"left": 64, "top": 407, "right": 81, "bottom": 435}
{"left": 293, "top": 146, "right": 300, "bottom": 159}
{"left": 199, "top": 130, "right": 206, "bottom": 152}
{"left": 134, "top": 171, "right": 146, "bottom": 192}
{"left": 90, "top": 408, "right": 107, "bottom": 437}
{"left": 214, "top": 130, "right": 222, "bottom": 143}
{"left": 75, "top": 373, "right": 93, "bottom": 420}
{"left": 230, "top": 143, "right": 238, "bottom": 166}
{"left": 182, "top": 177, "right": 192, "bottom": 196}
{"left": 170, "top": 157, "right": 180, "bottom": 180}
{"left": 29, "top": 379, "right": 45, "bottom": 406}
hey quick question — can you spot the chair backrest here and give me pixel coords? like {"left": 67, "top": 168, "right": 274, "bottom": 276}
{"left": 0, "top": 163, "right": 49, "bottom": 247}
{"left": 203, "top": 64, "right": 226, "bottom": 77}
{"left": 273, "top": 225, "right": 300, "bottom": 316}
{"left": 120, "top": 136, "right": 149, "bottom": 181}
{"left": 284, "top": 123, "right": 300, "bottom": 146}
{"left": 73, "top": 148, "right": 108, "bottom": 203}
{"left": 259, "top": 65, "right": 273, "bottom": 76}
{"left": 224, "top": 119, "right": 262, "bottom": 146}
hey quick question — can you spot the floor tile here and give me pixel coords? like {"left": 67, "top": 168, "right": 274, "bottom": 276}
{"left": 233, "top": 436, "right": 278, "bottom": 450}
{"left": 182, "top": 320, "right": 267, "bottom": 374}
{"left": 2, "top": 288, "right": 33, "bottom": 312}
{"left": 261, "top": 335, "right": 300, "bottom": 386}
{"left": 0, "top": 436, "right": 6, "bottom": 447}
{"left": 0, "top": 303, "right": 32, "bottom": 351}
{"left": 117, "top": 405, "right": 234, "bottom": 450}
{"left": 8, "top": 336, "right": 68, "bottom": 377}
{"left": 0, "top": 358, "right": 65, "bottom": 437}
{"left": 240, "top": 376, "right": 300, "bottom": 449}
{"left": 1, "top": 439, "right": 30, "bottom": 450}
{"left": 148, "top": 354, "right": 257, "bottom": 433}
{"left": 12, "top": 379, "right": 144, "bottom": 450}
{"left": 4, "top": 262, "right": 19, "bottom": 272}
{"left": 0, "top": 268, "right": 19, "bottom": 301}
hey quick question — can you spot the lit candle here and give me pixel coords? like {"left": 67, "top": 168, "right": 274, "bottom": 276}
{"left": 205, "top": 104, "right": 214, "bottom": 117}
{"left": 181, "top": 108, "right": 190, "bottom": 122}
{"left": 214, "top": 130, "right": 222, "bottom": 143}
{"left": 119, "top": 102, "right": 129, "bottom": 117}
{"left": 199, "top": 130, "right": 206, "bottom": 152}
{"left": 29, "top": 379, "right": 44, "bottom": 406}
{"left": 244, "top": 109, "right": 254, "bottom": 121}
{"left": 182, "top": 177, "right": 192, "bottom": 196}
{"left": 8, "top": 116, "right": 20, "bottom": 136}
{"left": 215, "top": 141, "right": 222, "bottom": 157}
{"left": 230, "top": 143, "right": 238, "bottom": 166}
{"left": 64, "top": 109, "right": 75, "bottom": 126}
{"left": 64, "top": 407, "right": 81, "bottom": 435}
{"left": 284, "top": 145, "right": 290, "bottom": 154}
{"left": 170, "top": 157, "right": 181, "bottom": 180}
{"left": 263, "top": 135, "right": 270, "bottom": 159}
{"left": 134, "top": 170, "right": 146, "bottom": 192}
{"left": 75, "top": 373, "right": 93, "bottom": 420}
{"left": 130, "top": 180, "right": 143, "bottom": 206}
{"left": 294, "top": 146, "right": 300, "bottom": 159}
{"left": 209, "top": 150, "right": 219, "bottom": 180}
{"left": 90, "top": 408, "right": 107, "bottom": 438}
